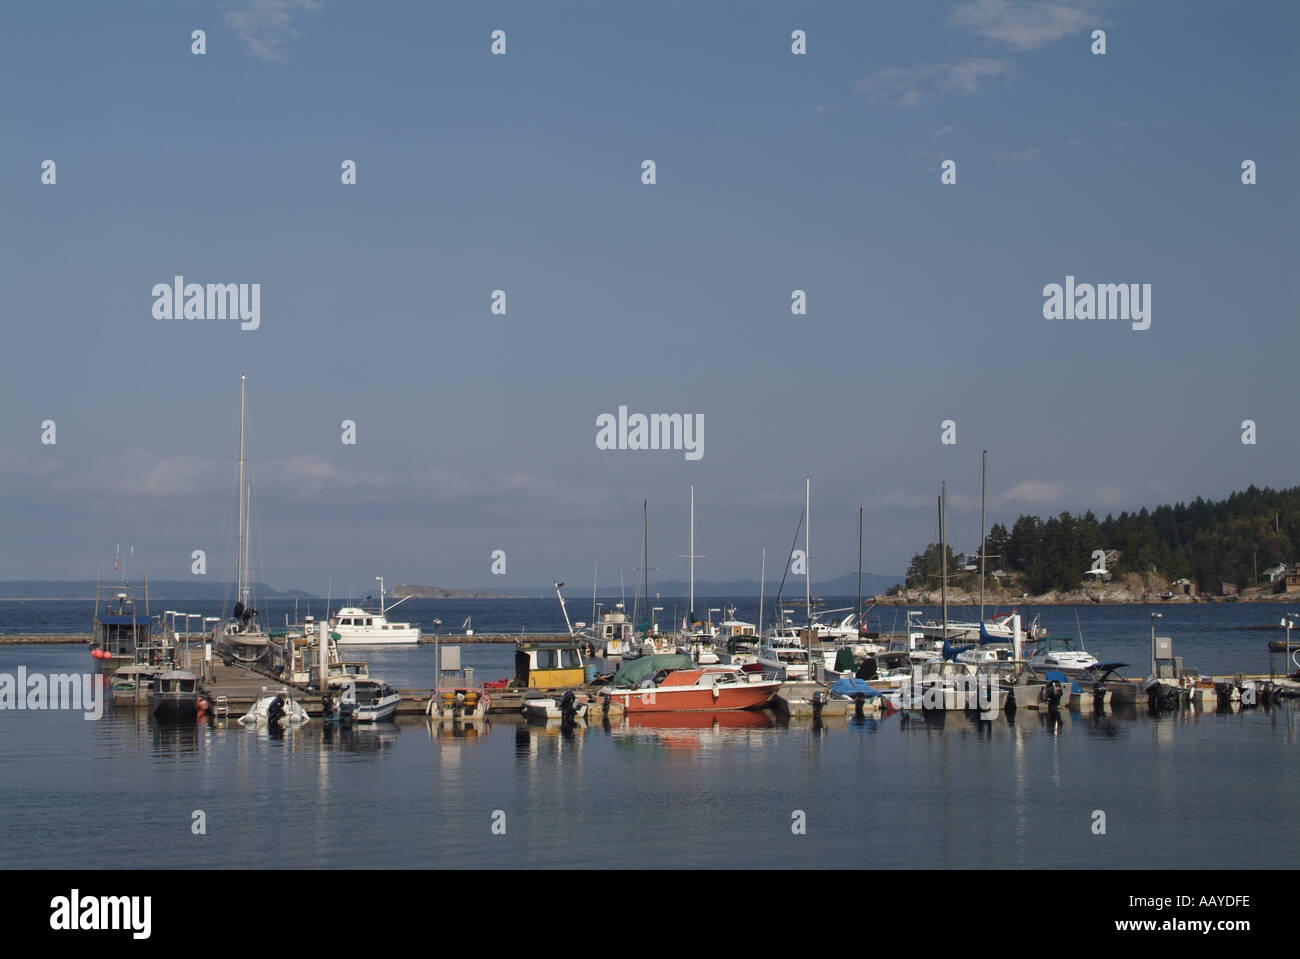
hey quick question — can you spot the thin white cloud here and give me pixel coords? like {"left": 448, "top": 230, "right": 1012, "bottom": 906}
{"left": 998, "top": 480, "right": 1067, "bottom": 505}
{"left": 986, "top": 146, "right": 1040, "bottom": 163}
{"left": 857, "top": 58, "right": 1012, "bottom": 107}
{"left": 931, "top": 124, "right": 958, "bottom": 142}
{"left": 223, "top": 0, "right": 322, "bottom": 62}
{"left": 950, "top": 0, "right": 1095, "bottom": 51}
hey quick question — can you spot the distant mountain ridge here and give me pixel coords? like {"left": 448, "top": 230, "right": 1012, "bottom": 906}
{"left": 0, "top": 580, "right": 313, "bottom": 601}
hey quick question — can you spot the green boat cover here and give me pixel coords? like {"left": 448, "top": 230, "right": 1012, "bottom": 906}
{"left": 834, "top": 647, "right": 857, "bottom": 672}
{"left": 611, "top": 653, "right": 693, "bottom": 688}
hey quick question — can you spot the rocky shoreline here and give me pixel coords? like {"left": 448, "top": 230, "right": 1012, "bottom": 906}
{"left": 872, "top": 572, "right": 1297, "bottom": 606}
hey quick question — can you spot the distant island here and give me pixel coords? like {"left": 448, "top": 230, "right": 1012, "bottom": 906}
{"left": 389, "top": 585, "right": 511, "bottom": 600}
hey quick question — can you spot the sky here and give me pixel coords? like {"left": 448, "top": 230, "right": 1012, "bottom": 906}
{"left": 1, "top": 1, "right": 1296, "bottom": 594}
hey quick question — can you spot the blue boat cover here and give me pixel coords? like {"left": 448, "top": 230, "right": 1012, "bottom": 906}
{"left": 942, "top": 639, "right": 976, "bottom": 661}
{"left": 830, "top": 677, "right": 883, "bottom": 698}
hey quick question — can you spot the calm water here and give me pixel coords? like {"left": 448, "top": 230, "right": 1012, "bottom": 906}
{"left": 2, "top": 600, "right": 1297, "bottom": 868}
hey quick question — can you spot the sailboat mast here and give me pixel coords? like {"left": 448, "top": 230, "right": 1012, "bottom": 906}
{"left": 758, "top": 547, "right": 766, "bottom": 639}
{"left": 857, "top": 504, "right": 863, "bottom": 627}
{"left": 940, "top": 481, "right": 948, "bottom": 641}
{"left": 689, "top": 484, "right": 694, "bottom": 621}
{"left": 237, "top": 373, "right": 246, "bottom": 605}
{"left": 643, "top": 500, "right": 649, "bottom": 633}
{"left": 805, "top": 477, "right": 811, "bottom": 630}
{"left": 979, "top": 449, "right": 987, "bottom": 625}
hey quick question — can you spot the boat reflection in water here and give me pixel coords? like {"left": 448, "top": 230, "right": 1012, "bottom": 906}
{"left": 613, "top": 709, "right": 779, "bottom": 751}
{"left": 426, "top": 716, "right": 491, "bottom": 743}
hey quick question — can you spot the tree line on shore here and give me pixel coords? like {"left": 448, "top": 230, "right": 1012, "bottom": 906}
{"left": 895, "top": 484, "right": 1299, "bottom": 597}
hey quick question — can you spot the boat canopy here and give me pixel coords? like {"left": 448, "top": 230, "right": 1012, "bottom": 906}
{"left": 611, "top": 653, "right": 693, "bottom": 688}
{"left": 830, "top": 677, "right": 883, "bottom": 698}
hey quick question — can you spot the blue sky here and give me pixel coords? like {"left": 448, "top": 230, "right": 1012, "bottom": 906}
{"left": 1, "top": 1, "right": 1296, "bottom": 593}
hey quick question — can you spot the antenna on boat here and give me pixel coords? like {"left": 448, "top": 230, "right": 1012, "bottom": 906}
{"left": 555, "top": 581, "right": 574, "bottom": 636}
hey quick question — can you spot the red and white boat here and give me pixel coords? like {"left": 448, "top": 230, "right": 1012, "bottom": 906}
{"left": 606, "top": 665, "right": 780, "bottom": 713}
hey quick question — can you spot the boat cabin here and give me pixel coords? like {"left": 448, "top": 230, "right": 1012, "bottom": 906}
{"left": 514, "top": 641, "right": 586, "bottom": 690}
{"left": 154, "top": 672, "right": 197, "bottom": 695}
{"left": 325, "top": 661, "right": 371, "bottom": 683}
{"left": 595, "top": 607, "right": 634, "bottom": 649}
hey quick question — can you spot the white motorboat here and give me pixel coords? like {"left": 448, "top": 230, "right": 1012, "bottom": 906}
{"left": 521, "top": 691, "right": 589, "bottom": 721}
{"left": 757, "top": 621, "right": 813, "bottom": 680}
{"left": 1028, "top": 635, "right": 1098, "bottom": 674}
{"left": 330, "top": 578, "right": 421, "bottom": 646}
{"left": 351, "top": 679, "right": 401, "bottom": 722}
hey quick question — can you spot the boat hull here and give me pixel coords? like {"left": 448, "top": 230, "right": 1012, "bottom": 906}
{"left": 333, "top": 632, "right": 420, "bottom": 646}
{"left": 355, "top": 694, "right": 400, "bottom": 723}
{"left": 609, "top": 683, "right": 779, "bottom": 713}
{"left": 149, "top": 693, "right": 198, "bottom": 722}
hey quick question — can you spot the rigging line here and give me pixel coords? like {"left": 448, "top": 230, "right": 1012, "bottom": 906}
{"left": 773, "top": 508, "right": 805, "bottom": 615}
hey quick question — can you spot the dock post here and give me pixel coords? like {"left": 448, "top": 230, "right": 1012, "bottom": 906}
{"left": 319, "top": 621, "right": 328, "bottom": 691}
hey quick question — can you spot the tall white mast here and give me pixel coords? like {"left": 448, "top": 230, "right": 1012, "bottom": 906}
{"left": 940, "top": 481, "right": 948, "bottom": 642}
{"left": 237, "top": 373, "right": 246, "bottom": 605}
{"left": 979, "top": 450, "right": 987, "bottom": 625}
{"left": 689, "top": 484, "right": 694, "bottom": 620}
{"left": 805, "top": 477, "right": 812, "bottom": 631}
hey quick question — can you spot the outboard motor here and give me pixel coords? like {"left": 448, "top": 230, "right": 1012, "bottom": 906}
{"left": 1040, "top": 680, "right": 1064, "bottom": 711}
{"left": 1213, "top": 681, "right": 1237, "bottom": 711}
{"left": 853, "top": 691, "right": 866, "bottom": 719}
{"left": 322, "top": 693, "right": 334, "bottom": 720}
{"left": 559, "top": 689, "right": 578, "bottom": 724}
{"left": 1145, "top": 680, "right": 1179, "bottom": 713}
{"left": 267, "top": 695, "right": 285, "bottom": 728}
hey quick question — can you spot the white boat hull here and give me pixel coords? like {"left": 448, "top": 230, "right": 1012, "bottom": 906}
{"left": 239, "top": 695, "right": 310, "bottom": 725}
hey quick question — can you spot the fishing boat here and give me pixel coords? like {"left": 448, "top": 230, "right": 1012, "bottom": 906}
{"left": 510, "top": 639, "right": 591, "bottom": 691}
{"left": 330, "top": 576, "right": 421, "bottom": 646}
{"left": 715, "top": 608, "right": 760, "bottom": 665}
{"left": 89, "top": 575, "right": 167, "bottom": 676}
{"left": 215, "top": 374, "right": 271, "bottom": 666}
{"left": 606, "top": 664, "right": 780, "bottom": 713}
{"left": 586, "top": 604, "right": 635, "bottom": 656}
{"left": 149, "top": 670, "right": 200, "bottom": 722}
{"left": 109, "top": 663, "right": 167, "bottom": 706}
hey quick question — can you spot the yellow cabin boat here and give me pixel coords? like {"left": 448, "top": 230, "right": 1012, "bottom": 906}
{"left": 513, "top": 641, "right": 589, "bottom": 690}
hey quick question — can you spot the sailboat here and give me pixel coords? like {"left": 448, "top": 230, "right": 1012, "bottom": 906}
{"left": 676, "top": 484, "right": 720, "bottom": 664}
{"left": 215, "top": 374, "right": 271, "bottom": 665}
{"left": 757, "top": 479, "right": 815, "bottom": 680}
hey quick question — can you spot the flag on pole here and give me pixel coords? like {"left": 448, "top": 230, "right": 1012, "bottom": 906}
{"left": 114, "top": 545, "right": 119, "bottom": 571}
